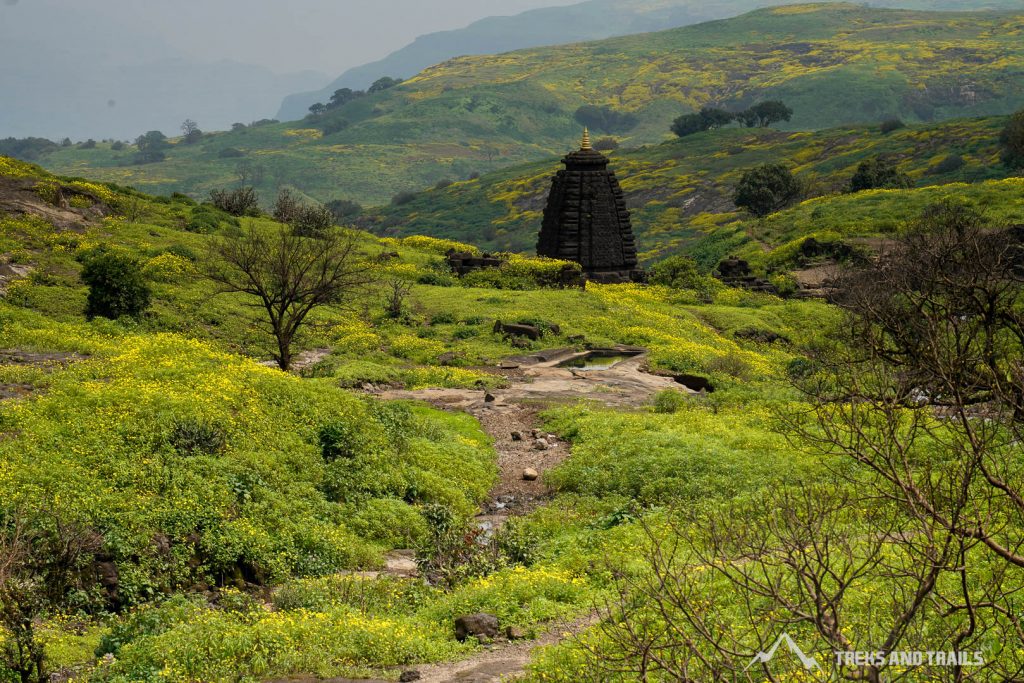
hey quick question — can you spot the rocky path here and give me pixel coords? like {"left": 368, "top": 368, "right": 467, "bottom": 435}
{"left": 355, "top": 353, "right": 689, "bottom": 682}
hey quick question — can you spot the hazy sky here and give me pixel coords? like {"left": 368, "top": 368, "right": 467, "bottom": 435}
{"left": 1, "top": 0, "right": 582, "bottom": 75}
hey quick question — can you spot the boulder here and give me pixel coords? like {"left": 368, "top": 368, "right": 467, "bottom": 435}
{"left": 494, "top": 320, "right": 542, "bottom": 341}
{"left": 506, "top": 625, "right": 529, "bottom": 640}
{"left": 455, "top": 613, "right": 500, "bottom": 642}
{"left": 522, "top": 468, "right": 539, "bottom": 481}
{"left": 511, "top": 431, "right": 523, "bottom": 441}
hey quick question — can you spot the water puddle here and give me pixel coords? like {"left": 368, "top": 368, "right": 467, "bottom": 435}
{"left": 556, "top": 351, "right": 639, "bottom": 370}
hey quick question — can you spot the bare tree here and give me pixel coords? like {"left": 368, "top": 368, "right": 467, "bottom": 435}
{"left": 383, "top": 278, "right": 412, "bottom": 319}
{"left": 583, "top": 483, "right": 992, "bottom": 682}
{"left": 206, "top": 223, "right": 373, "bottom": 370}
{"left": 1, "top": 513, "right": 101, "bottom": 683}
{"left": 180, "top": 118, "right": 202, "bottom": 144}
{"left": 584, "top": 203, "right": 1024, "bottom": 681}
{"left": 798, "top": 203, "right": 1024, "bottom": 568}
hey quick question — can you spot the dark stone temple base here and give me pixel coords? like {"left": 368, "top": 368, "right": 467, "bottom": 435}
{"left": 587, "top": 269, "right": 647, "bottom": 285}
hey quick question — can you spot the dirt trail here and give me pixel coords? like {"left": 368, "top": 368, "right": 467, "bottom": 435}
{"left": 374, "top": 353, "right": 687, "bottom": 530}
{"left": 413, "top": 612, "right": 599, "bottom": 683}
{"left": 352, "top": 353, "right": 688, "bottom": 682}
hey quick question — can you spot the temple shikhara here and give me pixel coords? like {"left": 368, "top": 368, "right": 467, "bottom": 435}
{"left": 537, "top": 128, "right": 643, "bottom": 284}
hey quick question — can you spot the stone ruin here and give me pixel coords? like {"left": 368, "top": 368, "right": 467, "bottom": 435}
{"left": 446, "top": 249, "right": 585, "bottom": 288}
{"left": 445, "top": 250, "right": 505, "bottom": 276}
{"left": 713, "top": 255, "right": 778, "bottom": 293}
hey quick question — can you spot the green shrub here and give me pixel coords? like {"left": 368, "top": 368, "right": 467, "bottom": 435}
{"left": 209, "top": 187, "right": 260, "bottom": 217}
{"left": 187, "top": 204, "right": 237, "bottom": 234}
{"left": 77, "top": 246, "right": 151, "bottom": 320}
{"left": 96, "top": 595, "right": 204, "bottom": 657}
{"left": 344, "top": 498, "right": 429, "bottom": 547}
{"left": 430, "top": 312, "right": 457, "bottom": 325}
{"left": 929, "top": 153, "right": 965, "bottom": 175}
{"left": 849, "top": 156, "right": 912, "bottom": 192}
{"left": 391, "top": 191, "right": 417, "bottom": 206}
{"left": 880, "top": 118, "right": 905, "bottom": 133}
{"left": 271, "top": 574, "right": 437, "bottom": 614}
{"left": 1000, "top": 108, "right": 1024, "bottom": 169}
{"left": 326, "top": 199, "right": 362, "bottom": 221}
{"left": 769, "top": 273, "right": 798, "bottom": 297}
{"left": 318, "top": 422, "right": 361, "bottom": 463}
{"left": 652, "top": 389, "right": 689, "bottom": 413}
{"left": 733, "top": 163, "right": 801, "bottom": 217}
{"left": 167, "top": 417, "right": 227, "bottom": 456}
{"left": 418, "top": 271, "right": 456, "bottom": 286}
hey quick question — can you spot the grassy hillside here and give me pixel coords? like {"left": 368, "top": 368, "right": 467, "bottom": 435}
{"left": 38, "top": 3, "right": 1024, "bottom": 206}
{"left": 360, "top": 115, "right": 1024, "bottom": 262}
{"left": 3, "top": 143, "right": 1024, "bottom": 680}
{"left": 278, "top": 0, "right": 1024, "bottom": 120}
{"left": 0, "top": 155, "right": 836, "bottom": 679}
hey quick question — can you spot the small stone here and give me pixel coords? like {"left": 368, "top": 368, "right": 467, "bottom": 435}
{"left": 506, "top": 625, "right": 528, "bottom": 640}
{"left": 534, "top": 440, "right": 549, "bottom": 451}
{"left": 531, "top": 429, "right": 541, "bottom": 438}
{"left": 522, "top": 468, "right": 539, "bottom": 481}
{"left": 484, "top": 392, "right": 496, "bottom": 403}
{"left": 399, "top": 671, "right": 422, "bottom": 682}
{"left": 511, "top": 431, "right": 523, "bottom": 441}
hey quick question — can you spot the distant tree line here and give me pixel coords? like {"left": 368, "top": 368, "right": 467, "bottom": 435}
{"left": 0, "top": 137, "right": 58, "bottom": 161}
{"left": 672, "top": 100, "right": 793, "bottom": 137}
{"left": 307, "top": 77, "right": 403, "bottom": 118}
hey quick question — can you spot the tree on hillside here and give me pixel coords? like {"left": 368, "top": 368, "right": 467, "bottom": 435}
{"left": 736, "top": 100, "right": 793, "bottom": 128}
{"left": 368, "top": 77, "right": 402, "bottom": 94}
{"left": 733, "top": 163, "right": 801, "bottom": 217}
{"left": 0, "top": 137, "right": 58, "bottom": 161}
{"left": 848, "top": 156, "right": 912, "bottom": 192}
{"left": 134, "top": 131, "right": 169, "bottom": 163}
{"left": 233, "top": 161, "right": 265, "bottom": 187}
{"left": 326, "top": 199, "right": 362, "bottom": 222}
{"left": 180, "top": 119, "right": 202, "bottom": 144}
{"left": 329, "top": 88, "right": 364, "bottom": 108}
{"left": 210, "top": 186, "right": 261, "bottom": 217}
{"left": 206, "top": 224, "right": 372, "bottom": 370}
{"left": 307, "top": 103, "right": 327, "bottom": 117}
{"left": 78, "top": 246, "right": 152, "bottom": 320}
{"left": 273, "top": 189, "right": 335, "bottom": 238}
{"left": 671, "top": 106, "right": 735, "bottom": 138}
{"left": 1000, "top": 108, "right": 1024, "bottom": 169}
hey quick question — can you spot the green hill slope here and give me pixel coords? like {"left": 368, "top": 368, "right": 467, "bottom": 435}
{"left": 277, "top": 0, "right": 1024, "bottom": 120}
{"left": 359, "top": 115, "right": 1021, "bottom": 261}
{"left": 38, "top": 3, "right": 1024, "bottom": 206}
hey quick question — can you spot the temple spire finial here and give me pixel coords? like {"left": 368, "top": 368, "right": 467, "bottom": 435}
{"left": 580, "top": 127, "right": 592, "bottom": 150}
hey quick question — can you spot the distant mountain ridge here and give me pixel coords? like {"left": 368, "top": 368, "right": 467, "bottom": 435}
{"left": 277, "top": 0, "right": 1024, "bottom": 121}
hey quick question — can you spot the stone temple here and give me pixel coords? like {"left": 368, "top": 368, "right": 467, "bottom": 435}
{"left": 537, "top": 129, "right": 642, "bottom": 284}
